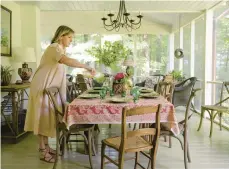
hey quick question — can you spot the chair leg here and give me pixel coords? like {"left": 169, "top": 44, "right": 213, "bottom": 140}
{"left": 128, "top": 123, "right": 131, "bottom": 128}
{"left": 118, "top": 152, "right": 124, "bottom": 169}
{"left": 53, "top": 128, "right": 59, "bottom": 169}
{"left": 187, "top": 141, "right": 191, "bottom": 163}
{"left": 169, "top": 136, "right": 172, "bottom": 148}
{"left": 88, "top": 130, "right": 93, "bottom": 169}
{"left": 173, "top": 135, "right": 183, "bottom": 150}
{"left": 219, "top": 112, "right": 222, "bottom": 131}
{"left": 94, "top": 124, "right": 100, "bottom": 133}
{"left": 150, "top": 146, "right": 157, "bottom": 169}
{"left": 183, "top": 132, "right": 188, "bottom": 169}
{"left": 134, "top": 152, "right": 139, "bottom": 169}
{"left": 60, "top": 131, "right": 66, "bottom": 156}
{"left": 101, "top": 142, "right": 106, "bottom": 169}
{"left": 91, "top": 129, "right": 97, "bottom": 156}
{"left": 197, "top": 107, "right": 205, "bottom": 131}
{"left": 164, "top": 136, "right": 167, "bottom": 142}
{"left": 133, "top": 123, "right": 137, "bottom": 130}
{"left": 209, "top": 111, "right": 214, "bottom": 138}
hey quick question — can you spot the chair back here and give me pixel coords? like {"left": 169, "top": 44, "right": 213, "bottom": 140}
{"left": 76, "top": 74, "right": 88, "bottom": 93}
{"left": 45, "top": 87, "right": 65, "bottom": 123}
{"left": 157, "top": 81, "right": 174, "bottom": 102}
{"left": 219, "top": 81, "right": 229, "bottom": 106}
{"left": 120, "top": 105, "right": 161, "bottom": 152}
{"left": 66, "top": 74, "right": 73, "bottom": 82}
{"left": 172, "top": 77, "right": 197, "bottom": 107}
{"left": 66, "top": 81, "right": 79, "bottom": 102}
{"left": 181, "top": 88, "right": 201, "bottom": 132}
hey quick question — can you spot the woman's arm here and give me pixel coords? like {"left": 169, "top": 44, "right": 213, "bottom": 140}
{"left": 59, "top": 55, "right": 96, "bottom": 76}
{"left": 59, "top": 55, "right": 91, "bottom": 70}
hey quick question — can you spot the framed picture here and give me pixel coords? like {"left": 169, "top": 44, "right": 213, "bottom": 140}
{"left": 1, "top": 5, "right": 12, "bottom": 56}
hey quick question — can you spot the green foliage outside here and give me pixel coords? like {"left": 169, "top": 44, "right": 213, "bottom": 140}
{"left": 215, "top": 13, "right": 229, "bottom": 125}
{"left": 86, "top": 40, "right": 131, "bottom": 68}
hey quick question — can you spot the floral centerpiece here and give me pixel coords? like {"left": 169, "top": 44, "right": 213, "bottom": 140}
{"left": 113, "top": 72, "right": 133, "bottom": 94}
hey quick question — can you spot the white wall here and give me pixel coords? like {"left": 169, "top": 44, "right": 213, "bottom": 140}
{"left": 1, "top": 2, "right": 40, "bottom": 83}
{"left": 40, "top": 11, "right": 172, "bottom": 39}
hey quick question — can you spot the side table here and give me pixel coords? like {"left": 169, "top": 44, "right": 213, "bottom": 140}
{"left": 1, "top": 83, "right": 30, "bottom": 143}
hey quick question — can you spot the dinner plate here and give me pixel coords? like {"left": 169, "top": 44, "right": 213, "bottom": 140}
{"left": 140, "top": 92, "right": 159, "bottom": 98}
{"left": 87, "top": 89, "right": 101, "bottom": 94}
{"left": 93, "top": 87, "right": 103, "bottom": 90}
{"left": 108, "top": 97, "right": 132, "bottom": 103}
{"left": 79, "top": 94, "right": 99, "bottom": 99}
{"left": 140, "top": 88, "right": 154, "bottom": 93}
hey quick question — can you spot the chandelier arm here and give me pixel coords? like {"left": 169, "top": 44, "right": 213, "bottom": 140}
{"left": 125, "top": 23, "right": 132, "bottom": 32}
{"left": 125, "top": 17, "right": 134, "bottom": 28}
{"left": 131, "top": 22, "right": 142, "bottom": 30}
{"left": 131, "top": 17, "right": 142, "bottom": 25}
{"left": 103, "top": 25, "right": 115, "bottom": 31}
{"left": 103, "top": 20, "right": 116, "bottom": 27}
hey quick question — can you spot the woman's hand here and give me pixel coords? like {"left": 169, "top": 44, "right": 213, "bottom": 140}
{"left": 91, "top": 68, "right": 96, "bottom": 76}
{"left": 87, "top": 67, "right": 96, "bottom": 76}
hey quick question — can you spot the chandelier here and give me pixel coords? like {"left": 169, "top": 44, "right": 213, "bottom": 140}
{"left": 101, "top": 0, "right": 143, "bottom": 31}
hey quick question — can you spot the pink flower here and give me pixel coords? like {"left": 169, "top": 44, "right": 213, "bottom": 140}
{"left": 114, "top": 73, "right": 125, "bottom": 80}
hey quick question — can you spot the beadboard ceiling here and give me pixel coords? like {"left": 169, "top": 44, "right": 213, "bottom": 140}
{"left": 18, "top": 0, "right": 225, "bottom": 34}
{"left": 35, "top": 0, "right": 220, "bottom": 13}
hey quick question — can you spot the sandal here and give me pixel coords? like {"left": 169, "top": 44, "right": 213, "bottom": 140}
{"left": 45, "top": 144, "right": 61, "bottom": 156}
{"left": 39, "top": 148, "right": 55, "bottom": 163}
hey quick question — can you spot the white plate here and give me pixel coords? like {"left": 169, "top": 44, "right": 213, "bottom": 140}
{"left": 79, "top": 94, "right": 99, "bottom": 99}
{"left": 108, "top": 97, "right": 132, "bottom": 103}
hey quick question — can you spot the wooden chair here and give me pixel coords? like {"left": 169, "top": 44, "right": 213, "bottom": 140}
{"left": 45, "top": 87, "right": 95, "bottom": 169}
{"left": 197, "top": 82, "right": 229, "bottom": 137}
{"left": 76, "top": 74, "right": 88, "bottom": 93}
{"left": 101, "top": 105, "right": 161, "bottom": 169}
{"left": 157, "top": 81, "right": 174, "bottom": 103}
{"left": 160, "top": 88, "right": 201, "bottom": 169}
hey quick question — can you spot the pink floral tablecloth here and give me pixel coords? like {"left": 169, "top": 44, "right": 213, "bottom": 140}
{"left": 64, "top": 96, "right": 180, "bottom": 135}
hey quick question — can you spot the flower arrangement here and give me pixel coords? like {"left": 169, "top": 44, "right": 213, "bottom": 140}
{"left": 114, "top": 72, "right": 126, "bottom": 83}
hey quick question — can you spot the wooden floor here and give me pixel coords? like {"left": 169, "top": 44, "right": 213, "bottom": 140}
{"left": 2, "top": 111, "right": 229, "bottom": 169}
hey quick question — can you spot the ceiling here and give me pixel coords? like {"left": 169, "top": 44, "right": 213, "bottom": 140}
{"left": 35, "top": 0, "right": 220, "bottom": 13}
{"left": 21, "top": 0, "right": 223, "bottom": 28}
{"left": 18, "top": 0, "right": 225, "bottom": 34}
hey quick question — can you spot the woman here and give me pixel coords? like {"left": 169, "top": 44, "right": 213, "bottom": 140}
{"left": 24, "top": 25, "right": 95, "bottom": 163}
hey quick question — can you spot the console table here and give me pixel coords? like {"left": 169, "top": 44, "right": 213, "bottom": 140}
{"left": 1, "top": 83, "right": 30, "bottom": 143}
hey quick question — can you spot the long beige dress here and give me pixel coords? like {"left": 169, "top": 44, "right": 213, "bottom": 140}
{"left": 24, "top": 43, "right": 66, "bottom": 137}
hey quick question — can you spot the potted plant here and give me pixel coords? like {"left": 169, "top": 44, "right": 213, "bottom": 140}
{"left": 169, "top": 70, "right": 185, "bottom": 82}
{"left": 86, "top": 41, "right": 131, "bottom": 73}
{"left": 1, "top": 65, "right": 13, "bottom": 86}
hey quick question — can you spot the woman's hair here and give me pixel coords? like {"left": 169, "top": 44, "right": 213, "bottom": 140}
{"left": 51, "top": 25, "right": 74, "bottom": 44}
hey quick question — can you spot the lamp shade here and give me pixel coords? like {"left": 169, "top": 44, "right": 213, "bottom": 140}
{"left": 123, "top": 57, "right": 134, "bottom": 66}
{"left": 13, "top": 47, "right": 36, "bottom": 63}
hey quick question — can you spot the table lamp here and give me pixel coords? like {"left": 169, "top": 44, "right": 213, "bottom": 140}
{"left": 13, "top": 47, "right": 36, "bottom": 83}
{"left": 123, "top": 57, "right": 134, "bottom": 67}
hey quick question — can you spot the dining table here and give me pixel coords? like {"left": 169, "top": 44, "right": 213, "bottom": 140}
{"left": 63, "top": 94, "right": 180, "bottom": 135}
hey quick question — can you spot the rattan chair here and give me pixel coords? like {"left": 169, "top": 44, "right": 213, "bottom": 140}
{"left": 172, "top": 77, "right": 197, "bottom": 107}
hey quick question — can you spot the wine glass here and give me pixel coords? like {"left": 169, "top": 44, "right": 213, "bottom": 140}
{"left": 99, "top": 89, "right": 106, "bottom": 100}
{"left": 132, "top": 88, "right": 140, "bottom": 103}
